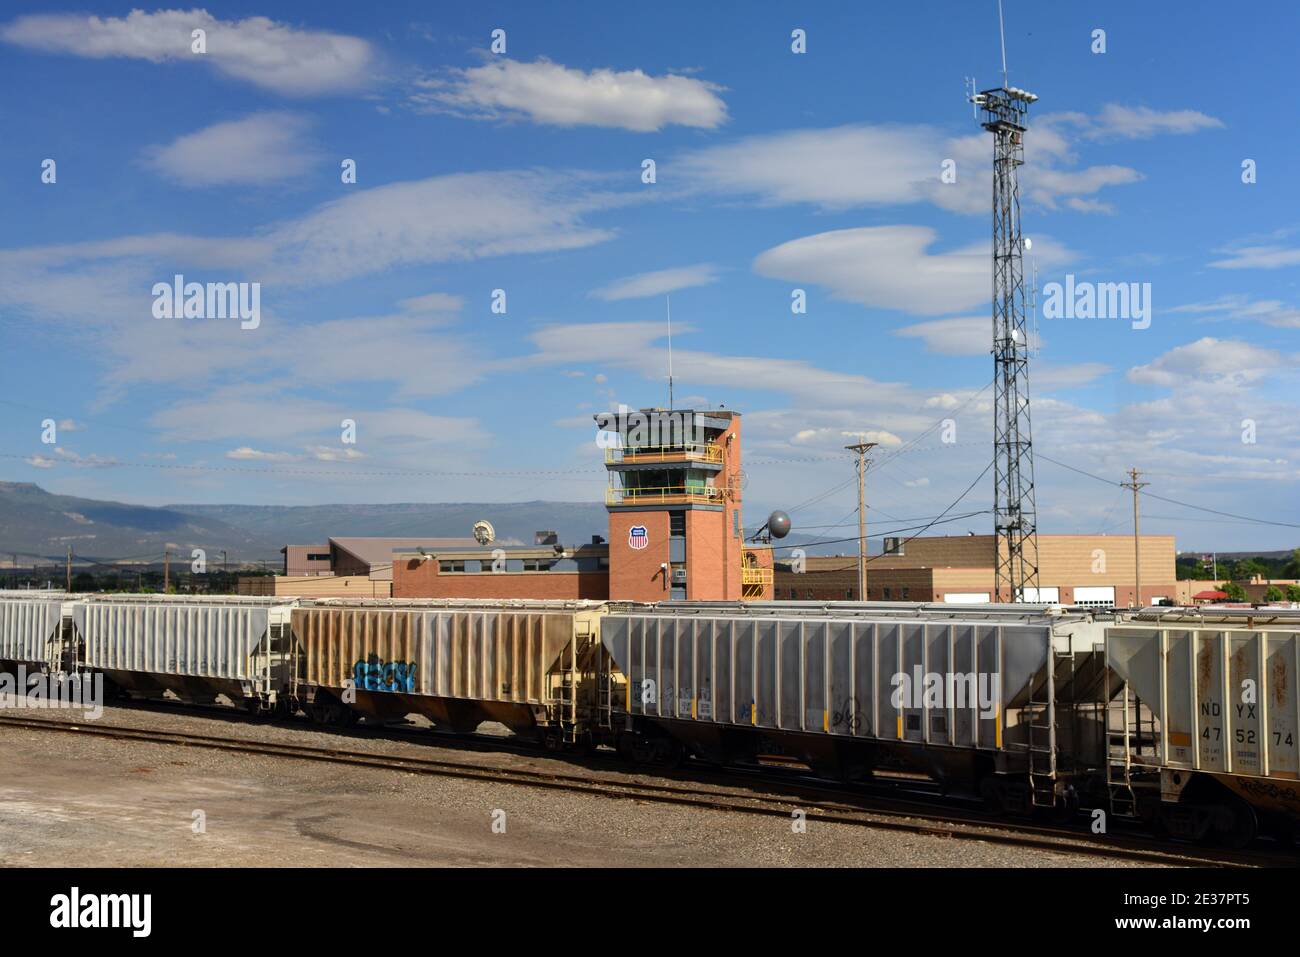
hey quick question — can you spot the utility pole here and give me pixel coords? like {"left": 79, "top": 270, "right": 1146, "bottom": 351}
{"left": 65, "top": 546, "right": 72, "bottom": 592}
{"left": 845, "top": 440, "right": 878, "bottom": 600}
{"left": 163, "top": 549, "right": 170, "bottom": 593}
{"left": 1121, "top": 468, "right": 1150, "bottom": 609}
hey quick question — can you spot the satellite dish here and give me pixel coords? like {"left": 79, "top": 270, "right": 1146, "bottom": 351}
{"left": 767, "top": 510, "right": 792, "bottom": 539}
{"left": 473, "top": 520, "right": 496, "bottom": 545}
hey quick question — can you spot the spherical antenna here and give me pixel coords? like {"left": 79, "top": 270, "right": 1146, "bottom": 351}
{"left": 473, "top": 520, "right": 496, "bottom": 545}
{"left": 767, "top": 510, "right": 791, "bottom": 539}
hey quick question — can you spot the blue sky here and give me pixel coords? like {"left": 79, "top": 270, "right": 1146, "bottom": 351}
{"left": 2, "top": 1, "right": 1299, "bottom": 551}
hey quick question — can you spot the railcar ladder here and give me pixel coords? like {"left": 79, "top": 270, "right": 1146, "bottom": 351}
{"left": 1103, "top": 653, "right": 1138, "bottom": 819}
{"left": 554, "top": 622, "right": 595, "bottom": 744}
{"left": 1025, "top": 652, "right": 1063, "bottom": 808}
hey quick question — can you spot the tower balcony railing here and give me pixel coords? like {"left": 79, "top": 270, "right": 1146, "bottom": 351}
{"left": 741, "top": 566, "right": 773, "bottom": 586}
{"left": 605, "top": 485, "right": 725, "bottom": 507}
{"left": 605, "top": 442, "right": 723, "bottom": 466}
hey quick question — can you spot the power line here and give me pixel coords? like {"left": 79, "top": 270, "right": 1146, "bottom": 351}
{"left": 770, "top": 508, "right": 992, "bottom": 553}
{"left": 1038, "top": 452, "right": 1300, "bottom": 530}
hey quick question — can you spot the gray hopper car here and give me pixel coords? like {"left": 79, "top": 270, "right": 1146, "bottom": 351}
{"left": 601, "top": 604, "right": 1109, "bottom": 811}
{"left": 1106, "top": 606, "right": 1300, "bottom": 844}
{"left": 72, "top": 595, "right": 296, "bottom": 711}
{"left": 0, "top": 592, "right": 69, "bottom": 672}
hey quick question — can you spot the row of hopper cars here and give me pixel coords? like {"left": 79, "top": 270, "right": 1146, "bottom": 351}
{"left": 2, "top": 591, "right": 1299, "bottom": 849}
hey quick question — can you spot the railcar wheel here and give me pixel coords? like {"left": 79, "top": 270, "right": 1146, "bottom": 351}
{"left": 1213, "top": 796, "right": 1258, "bottom": 850}
{"left": 979, "top": 777, "right": 1005, "bottom": 816}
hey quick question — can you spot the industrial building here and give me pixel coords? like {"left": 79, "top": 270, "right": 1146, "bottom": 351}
{"left": 244, "top": 536, "right": 480, "bottom": 597}
{"left": 774, "top": 533, "right": 1178, "bottom": 608}
{"left": 281, "top": 537, "right": 476, "bottom": 580}
{"left": 391, "top": 408, "right": 773, "bottom": 602}
{"left": 260, "top": 408, "right": 1178, "bottom": 611}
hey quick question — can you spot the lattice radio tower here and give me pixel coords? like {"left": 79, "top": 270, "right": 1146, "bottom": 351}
{"left": 970, "top": 3, "right": 1041, "bottom": 601}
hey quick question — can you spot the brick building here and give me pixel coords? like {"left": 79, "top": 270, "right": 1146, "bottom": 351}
{"left": 390, "top": 407, "right": 773, "bottom": 602}
{"left": 775, "top": 533, "right": 1178, "bottom": 608}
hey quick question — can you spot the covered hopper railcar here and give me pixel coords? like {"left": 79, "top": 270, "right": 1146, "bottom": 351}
{"left": 601, "top": 603, "right": 1111, "bottom": 812}
{"left": 71, "top": 595, "right": 297, "bottom": 712}
{"left": 1106, "top": 606, "right": 1300, "bottom": 845}
{"left": 0, "top": 591, "right": 70, "bottom": 674}
{"left": 288, "top": 598, "right": 610, "bottom": 743}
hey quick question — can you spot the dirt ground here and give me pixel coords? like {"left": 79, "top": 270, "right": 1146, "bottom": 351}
{"left": 0, "top": 704, "right": 1152, "bottom": 868}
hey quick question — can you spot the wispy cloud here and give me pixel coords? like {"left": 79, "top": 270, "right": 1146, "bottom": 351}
{"left": 143, "top": 113, "right": 318, "bottom": 186}
{"left": 752, "top": 225, "right": 1072, "bottom": 316}
{"left": 2, "top": 8, "right": 375, "bottom": 96}
{"left": 1065, "top": 104, "right": 1225, "bottom": 140}
{"left": 589, "top": 264, "right": 719, "bottom": 301}
{"left": 411, "top": 57, "right": 727, "bottom": 131}
{"left": 1170, "top": 294, "right": 1300, "bottom": 328}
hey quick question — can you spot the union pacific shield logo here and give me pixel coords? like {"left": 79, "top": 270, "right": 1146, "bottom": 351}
{"left": 628, "top": 525, "right": 649, "bottom": 549}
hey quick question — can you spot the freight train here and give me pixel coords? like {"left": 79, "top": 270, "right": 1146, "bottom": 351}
{"left": 2, "top": 591, "right": 1298, "bottom": 849}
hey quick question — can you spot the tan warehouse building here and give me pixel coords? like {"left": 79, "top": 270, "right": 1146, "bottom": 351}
{"left": 775, "top": 533, "right": 1177, "bottom": 608}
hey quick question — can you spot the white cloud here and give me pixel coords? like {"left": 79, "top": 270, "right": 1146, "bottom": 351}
{"left": 1082, "top": 104, "right": 1225, "bottom": 140}
{"left": 413, "top": 57, "right": 726, "bottom": 131}
{"left": 52, "top": 447, "right": 118, "bottom": 467}
{"left": 226, "top": 447, "right": 299, "bottom": 462}
{"left": 396, "top": 291, "right": 464, "bottom": 315}
{"left": 1033, "top": 362, "right": 1111, "bottom": 390}
{"left": 2, "top": 9, "right": 374, "bottom": 96}
{"left": 308, "top": 446, "right": 366, "bottom": 462}
{"left": 1208, "top": 245, "right": 1300, "bottom": 270}
{"left": 1127, "top": 337, "right": 1287, "bottom": 389}
{"left": 679, "top": 107, "right": 1218, "bottom": 217}
{"left": 143, "top": 113, "right": 316, "bottom": 186}
{"left": 0, "top": 171, "right": 622, "bottom": 393}
{"left": 1169, "top": 294, "right": 1300, "bottom": 329}
{"left": 894, "top": 316, "right": 989, "bottom": 355}
{"left": 589, "top": 264, "right": 719, "bottom": 301}
{"left": 752, "top": 225, "right": 1073, "bottom": 316}
{"left": 678, "top": 125, "right": 948, "bottom": 209}
{"left": 25, "top": 455, "right": 57, "bottom": 469}
{"left": 263, "top": 171, "right": 619, "bottom": 285}
{"left": 156, "top": 388, "right": 486, "bottom": 452}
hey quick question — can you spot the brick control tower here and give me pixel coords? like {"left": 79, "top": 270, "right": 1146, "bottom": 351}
{"left": 597, "top": 407, "right": 747, "bottom": 602}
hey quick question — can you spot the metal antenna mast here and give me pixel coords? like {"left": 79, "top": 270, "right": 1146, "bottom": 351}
{"left": 971, "top": 15, "right": 1041, "bottom": 602}
{"left": 666, "top": 295, "right": 674, "bottom": 410}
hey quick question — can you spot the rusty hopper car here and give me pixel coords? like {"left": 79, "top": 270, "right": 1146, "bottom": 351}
{"left": 0, "top": 591, "right": 69, "bottom": 673}
{"left": 290, "top": 598, "right": 611, "bottom": 743}
{"left": 1106, "top": 606, "right": 1300, "bottom": 845}
{"left": 601, "top": 604, "right": 1109, "bottom": 811}
{"left": 72, "top": 595, "right": 297, "bottom": 711}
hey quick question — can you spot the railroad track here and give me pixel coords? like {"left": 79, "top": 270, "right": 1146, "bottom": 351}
{"left": 0, "top": 711, "right": 1277, "bottom": 868}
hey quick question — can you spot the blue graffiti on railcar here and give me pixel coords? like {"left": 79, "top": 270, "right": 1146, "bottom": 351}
{"left": 352, "top": 654, "right": 417, "bottom": 693}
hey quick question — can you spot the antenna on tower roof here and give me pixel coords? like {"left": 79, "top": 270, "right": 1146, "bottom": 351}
{"left": 997, "top": 0, "right": 1009, "bottom": 88}
{"left": 666, "top": 295, "right": 674, "bottom": 410}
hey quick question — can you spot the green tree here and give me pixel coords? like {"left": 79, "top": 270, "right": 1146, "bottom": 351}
{"left": 1221, "top": 581, "right": 1248, "bottom": 601}
{"left": 1287, "top": 585, "right": 1300, "bottom": 602}
{"left": 1265, "top": 585, "right": 1284, "bottom": 602}
{"left": 1283, "top": 549, "right": 1300, "bottom": 579}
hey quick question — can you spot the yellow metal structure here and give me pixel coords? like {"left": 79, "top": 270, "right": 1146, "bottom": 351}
{"left": 605, "top": 443, "right": 723, "bottom": 465}
{"left": 605, "top": 486, "right": 725, "bottom": 506}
